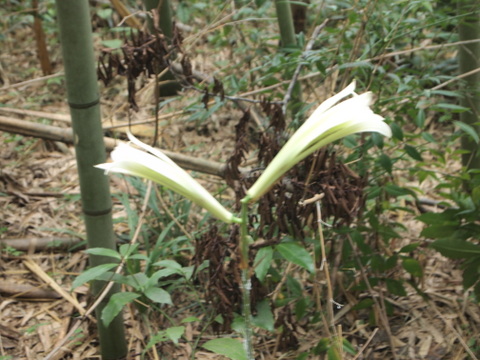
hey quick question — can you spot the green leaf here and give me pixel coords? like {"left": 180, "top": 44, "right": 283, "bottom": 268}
{"left": 315, "top": 338, "right": 330, "bottom": 353}
{"left": 143, "top": 329, "right": 171, "bottom": 354}
{"left": 72, "top": 263, "right": 117, "bottom": 289}
{"left": 404, "top": 144, "right": 423, "bottom": 161}
{"left": 252, "top": 300, "right": 274, "bottom": 331}
{"left": 342, "top": 339, "right": 357, "bottom": 356}
{"left": 101, "top": 39, "right": 123, "bottom": 49}
{"left": 385, "top": 279, "right": 407, "bottom": 296}
{"left": 165, "top": 326, "right": 185, "bottom": 344}
{"left": 202, "top": 338, "right": 248, "bottom": 360}
{"left": 421, "top": 224, "right": 459, "bottom": 239}
{"left": 415, "top": 109, "right": 425, "bottom": 128}
{"left": 153, "top": 259, "right": 183, "bottom": 269}
{"left": 128, "top": 253, "right": 150, "bottom": 261}
{"left": 277, "top": 242, "right": 315, "bottom": 273}
{"left": 433, "top": 103, "right": 469, "bottom": 112}
{"left": 130, "top": 272, "right": 151, "bottom": 290}
{"left": 463, "top": 262, "right": 480, "bottom": 288}
{"left": 316, "top": 61, "right": 326, "bottom": 74}
{"left": 254, "top": 246, "right": 273, "bottom": 282}
{"left": 402, "top": 258, "right": 423, "bottom": 277}
{"left": 295, "top": 297, "right": 308, "bottom": 320}
{"left": 417, "top": 211, "right": 459, "bottom": 225}
{"left": 119, "top": 243, "right": 139, "bottom": 258}
{"left": 454, "top": 121, "right": 480, "bottom": 144}
{"left": 181, "top": 316, "right": 201, "bottom": 323}
{"left": 337, "top": 61, "right": 373, "bottom": 70}
{"left": 147, "top": 269, "right": 181, "bottom": 286}
{"left": 399, "top": 243, "right": 421, "bottom": 253}
{"left": 287, "top": 275, "right": 303, "bottom": 297}
{"left": 430, "top": 239, "right": 480, "bottom": 259}
{"left": 84, "top": 248, "right": 121, "bottom": 260}
{"left": 385, "top": 254, "right": 399, "bottom": 270}
{"left": 144, "top": 286, "right": 172, "bottom": 305}
{"left": 101, "top": 292, "right": 140, "bottom": 327}
{"left": 421, "top": 131, "right": 436, "bottom": 143}
{"left": 378, "top": 153, "right": 392, "bottom": 174}
{"left": 370, "top": 254, "right": 386, "bottom": 272}
{"left": 352, "top": 298, "right": 374, "bottom": 310}
{"left": 327, "top": 344, "right": 342, "bottom": 360}
{"left": 384, "top": 184, "right": 414, "bottom": 197}
{"left": 390, "top": 122, "right": 403, "bottom": 141}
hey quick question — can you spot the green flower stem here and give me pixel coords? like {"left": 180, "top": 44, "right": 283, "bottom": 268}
{"left": 240, "top": 198, "right": 254, "bottom": 360}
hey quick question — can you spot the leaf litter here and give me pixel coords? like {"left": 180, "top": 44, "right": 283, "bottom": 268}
{"left": 0, "top": 4, "right": 479, "bottom": 360}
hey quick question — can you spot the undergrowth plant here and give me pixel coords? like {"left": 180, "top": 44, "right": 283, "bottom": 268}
{"left": 64, "top": 0, "right": 476, "bottom": 358}
{"left": 76, "top": 82, "right": 391, "bottom": 359}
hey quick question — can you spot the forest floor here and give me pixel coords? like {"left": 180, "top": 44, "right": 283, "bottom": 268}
{"left": 1, "top": 5, "right": 480, "bottom": 360}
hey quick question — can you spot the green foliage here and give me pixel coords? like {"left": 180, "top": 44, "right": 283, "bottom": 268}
{"left": 58, "top": 0, "right": 478, "bottom": 357}
{"left": 142, "top": 326, "right": 185, "bottom": 356}
{"left": 313, "top": 337, "right": 357, "bottom": 359}
{"left": 202, "top": 338, "right": 248, "bottom": 360}
{"left": 252, "top": 300, "right": 275, "bottom": 331}
{"left": 102, "top": 292, "right": 141, "bottom": 327}
{"left": 418, "top": 172, "right": 480, "bottom": 301}
{"left": 276, "top": 239, "right": 315, "bottom": 273}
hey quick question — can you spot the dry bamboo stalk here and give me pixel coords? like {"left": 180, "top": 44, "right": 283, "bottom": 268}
{"left": 0, "top": 107, "right": 70, "bottom": 122}
{"left": 0, "top": 115, "right": 247, "bottom": 178}
{"left": 0, "top": 280, "right": 61, "bottom": 299}
{"left": 0, "top": 237, "right": 83, "bottom": 252}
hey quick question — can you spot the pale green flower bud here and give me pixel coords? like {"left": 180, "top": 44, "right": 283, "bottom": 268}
{"left": 96, "top": 133, "right": 241, "bottom": 224}
{"left": 245, "top": 81, "right": 392, "bottom": 202}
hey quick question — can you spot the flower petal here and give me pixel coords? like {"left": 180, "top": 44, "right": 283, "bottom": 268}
{"left": 96, "top": 138, "right": 239, "bottom": 224}
{"left": 245, "top": 82, "right": 391, "bottom": 202}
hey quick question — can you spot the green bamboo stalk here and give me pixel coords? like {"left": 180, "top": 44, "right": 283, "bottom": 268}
{"left": 143, "top": 0, "right": 180, "bottom": 97}
{"left": 274, "top": 0, "right": 298, "bottom": 50}
{"left": 274, "top": 0, "right": 302, "bottom": 116}
{"left": 55, "top": 1, "right": 127, "bottom": 359}
{"left": 458, "top": 0, "right": 480, "bottom": 170}
{"left": 144, "top": 0, "right": 174, "bottom": 40}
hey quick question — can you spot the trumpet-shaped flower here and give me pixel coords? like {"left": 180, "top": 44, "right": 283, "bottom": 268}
{"left": 245, "top": 81, "right": 392, "bottom": 202}
{"left": 96, "top": 133, "right": 240, "bottom": 224}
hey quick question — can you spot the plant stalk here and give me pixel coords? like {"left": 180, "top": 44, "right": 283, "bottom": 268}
{"left": 239, "top": 199, "right": 254, "bottom": 360}
{"left": 458, "top": 0, "right": 480, "bottom": 170}
{"left": 55, "top": 1, "right": 127, "bottom": 358}
{"left": 274, "top": 0, "right": 297, "bottom": 49}
{"left": 274, "top": 0, "right": 302, "bottom": 116}
{"left": 143, "top": 0, "right": 180, "bottom": 96}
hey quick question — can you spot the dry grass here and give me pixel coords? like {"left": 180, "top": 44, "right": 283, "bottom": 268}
{"left": 0, "top": 3, "right": 479, "bottom": 360}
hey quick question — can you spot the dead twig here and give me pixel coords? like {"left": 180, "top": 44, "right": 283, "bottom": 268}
{"left": 0, "top": 72, "right": 64, "bottom": 91}
{"left": 0, "top": 237, "right": 83, "bottom": 252}
{"left": 347, "top": 234, "right": 399, "bottom": 360}
{"left": 352, "top": 328, "right": 379, "bottom": 360}
{"left": 0, "top": 115, "right": 249, "bottom": 178}
{"left": 0, "top": 280, "right": 61, "bottom": 299}
{"left": 23, "top": 259, "right": 86, "bottom": 316}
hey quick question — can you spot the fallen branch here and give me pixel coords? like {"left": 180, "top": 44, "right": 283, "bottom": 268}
{"left": 0, "top": 115, "right": 248, "bottom": 178}
{"left": 0, "top": 107, "right": 70, "bottom": 123}
{"left": 0, "top": 280, "right": 61, "bottom": 299}
{"left": 0, "top": 237, "right": 83, "bottom": 252}
{"left": 0, "top": 72, "right": 64, "bottom": 91}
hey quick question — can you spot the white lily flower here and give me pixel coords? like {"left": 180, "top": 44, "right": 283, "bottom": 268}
{"left": 96, "top": 133, "right": 240, "bottom": 224}
{"left": 245, "top": 81, "right": 392, "bottom": 202}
